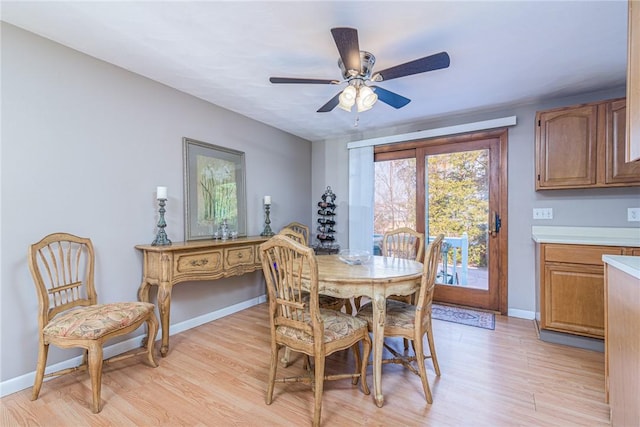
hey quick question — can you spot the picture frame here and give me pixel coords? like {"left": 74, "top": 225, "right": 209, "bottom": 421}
{"left": 183, "top": 137, "right": 247, "bottom": 240}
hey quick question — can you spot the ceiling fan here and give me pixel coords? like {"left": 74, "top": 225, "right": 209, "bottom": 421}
{"left": 269, "top": 27, "right": 450, "bottom": 113}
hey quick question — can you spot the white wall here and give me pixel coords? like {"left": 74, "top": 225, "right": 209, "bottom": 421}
{"left": 311, "top": 87, "right": 639, "bottom": 318}
{"left": 0, "top": 23, "right": 312, "bottom": 387}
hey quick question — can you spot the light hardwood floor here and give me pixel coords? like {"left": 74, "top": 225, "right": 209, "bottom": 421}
{"left": 1, "top": 303, "right": 610, "bottom": 426}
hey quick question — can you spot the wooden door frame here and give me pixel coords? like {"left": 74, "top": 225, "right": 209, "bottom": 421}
{"left": 375, "top": 129, "right": 508, "bottom": 314}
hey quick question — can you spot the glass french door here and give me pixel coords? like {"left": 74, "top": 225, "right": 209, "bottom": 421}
{"left": 374, "top": 132, "right": 507, "bottom": 313}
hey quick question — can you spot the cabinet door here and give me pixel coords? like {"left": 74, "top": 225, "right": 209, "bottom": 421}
{"left": 627, "top": 0, "right": 640, "bottom": 162}
{"left": 536, "top": 105, "right": 598, "bottom": 189}
{"left": 605, "top": 99, "right": 640, "bottom": 184}
{"left": 542, "top": 263, "right": 605, "bottom": 338}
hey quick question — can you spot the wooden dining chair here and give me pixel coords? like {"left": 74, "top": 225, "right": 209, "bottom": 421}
{"left": 381, "top": 227, "right": 425, "bottom": 263}
{"left": 284, "top": 222, "right": 349, "bottom": 315}
{"left": 279, "top": 226, "right": 345, "bottom": 311}
{"left": 28, "top": 232, "right": 159, "bottom": 413}
{"left": 260, "top": 235, "right": 371, "bottom": 427}
{"left": 356, "top": 234, "right": 444, "bottom": 404}
{"left": 375, "top": 227, "right": 427, "bottom": 351}
{"left": 282, "top": 221, "right": 310, "bottom": 245}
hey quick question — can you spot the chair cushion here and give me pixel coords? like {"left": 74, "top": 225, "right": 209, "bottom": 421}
{"left": 276, "top": 308, "right": 368, "bottom": 344}
{"left": 44, "top": 302, "right": 155, "bottom": 340}
{"left": 357, "top": 299, "right": 420, "bottom": 330}
{"left": 300, "top": 292, "right": 345, "bottom": 310}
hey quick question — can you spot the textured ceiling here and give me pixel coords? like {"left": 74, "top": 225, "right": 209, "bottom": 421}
{"left": 0, "top": 1, "right": 628, "bottom": 142}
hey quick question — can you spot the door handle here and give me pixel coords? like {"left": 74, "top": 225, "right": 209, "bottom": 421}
{"left": 490, "top": 211, "right": 501, "bottom": 237}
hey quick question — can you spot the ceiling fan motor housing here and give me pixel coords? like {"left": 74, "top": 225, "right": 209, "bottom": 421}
{"left": 339, "top": 51, "right": 376, "bottom": 80}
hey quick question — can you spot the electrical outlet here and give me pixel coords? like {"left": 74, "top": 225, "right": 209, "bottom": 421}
{"left": 533, "top": 208, "right": 553, "bottom": 220}
{"left": 628, "top": 207, "right": 640, "bottom": 222}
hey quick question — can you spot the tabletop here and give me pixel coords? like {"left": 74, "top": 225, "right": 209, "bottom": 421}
{"left": 314, "top": 255, "right": 423, "bottom": 283}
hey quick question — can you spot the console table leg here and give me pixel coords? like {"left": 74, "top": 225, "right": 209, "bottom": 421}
{"left": 157, "top": 283, "right": 172, "bottom": 357}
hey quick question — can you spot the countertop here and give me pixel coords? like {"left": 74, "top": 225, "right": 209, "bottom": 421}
{"left": 531, "top": 226, "right": 640, "bottom": 247}
{"left": 602, "top": 255, "right": 640, "bottom": 280}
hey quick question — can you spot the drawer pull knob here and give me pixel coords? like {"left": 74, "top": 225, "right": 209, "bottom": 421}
{"left": 190, "top": 259, "right": 209, "bottom": 267}
{"left": 237, "top": 253, "right": 243, "bottom": 258}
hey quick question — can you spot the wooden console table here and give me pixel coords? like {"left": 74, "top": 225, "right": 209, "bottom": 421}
{"left": 136, "top": 236, "right": 270, "bottom": 356}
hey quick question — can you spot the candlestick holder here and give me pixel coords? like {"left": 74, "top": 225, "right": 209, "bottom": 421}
{"left": 260, "top": 203, "right": 275, "bottom": 237}
{"left": 152, "top": 198, "right": 172, "bottom": 246}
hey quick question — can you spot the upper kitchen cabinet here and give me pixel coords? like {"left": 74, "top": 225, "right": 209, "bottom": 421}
{"left": 535, "top": 98, "right": 640, "bottom": 190}
{"left": 627, "top": 0, "right": 640, "bottom": 162}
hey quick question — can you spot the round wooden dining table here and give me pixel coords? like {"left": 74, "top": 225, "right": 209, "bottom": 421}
{"left": 303, "top": 254, "right": 424, "bottom": 407}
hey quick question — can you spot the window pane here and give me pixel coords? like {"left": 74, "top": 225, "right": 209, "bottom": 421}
{"left": 373, "top": 158, "right": 417, "bottom": 254}
{"left": 426, "top": 149, "right": 489, "bottom": 289}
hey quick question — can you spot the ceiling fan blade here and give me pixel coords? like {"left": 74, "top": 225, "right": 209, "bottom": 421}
{"left": 270, "top": 77, "right": 339, "bottom": 84}
{"left": 375, "top": 51, "right": 450, "bottom": 82}
{"left": 317, "top": 92, "right": 341, "bottom": 113}
{"left": 371, "top": 86, "right": 411, "bottom": 109}
{"left": 331, "top": 27, "right": 361, "bottom": 75}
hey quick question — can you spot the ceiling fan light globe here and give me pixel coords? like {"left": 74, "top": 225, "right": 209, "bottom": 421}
{"left": 356, "top": 96, "right": 376, "bottom": 112}
{"left": 357, "top": 86, "right": 378, "bottom": 111}
{"left": 338, "top": 86, "right": 357, "bottom": 111}
{"left": 341, "top": 85, "right": 357, "bottom": 102}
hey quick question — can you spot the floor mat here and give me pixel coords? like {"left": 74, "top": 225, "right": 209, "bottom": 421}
{"left": 432, "top": 304, "right": 495, "bottom": 330}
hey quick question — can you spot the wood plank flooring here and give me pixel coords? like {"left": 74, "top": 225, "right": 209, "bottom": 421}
{"left": 1, "top": 303, "right": 610, "bottom": 426}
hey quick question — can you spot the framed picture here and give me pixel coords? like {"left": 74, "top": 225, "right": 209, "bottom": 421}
{"left": 183, "top": 137, "right": 247, "bottom": 240}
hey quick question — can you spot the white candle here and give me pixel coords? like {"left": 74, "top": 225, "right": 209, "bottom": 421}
{"left": 264, "top": 195, "right": 271, "bottom": 205}
{"left": 157, "top": 186, "right": 167, "bottom": 200}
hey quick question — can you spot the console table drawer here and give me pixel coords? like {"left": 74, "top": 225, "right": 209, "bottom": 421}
{"left": 175, "top": 249, "right": 224, "bottom": 273}
{"left": 224, "top": 246, "right": 255, "bottom": 268}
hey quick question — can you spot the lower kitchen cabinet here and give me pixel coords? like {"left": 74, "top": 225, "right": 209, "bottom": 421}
{"left": 539, "top": 243, "right": 626, "bottom": 338}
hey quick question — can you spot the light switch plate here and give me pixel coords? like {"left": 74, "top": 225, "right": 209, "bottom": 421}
{"left": 628, "top": 207, "right": 640, "bottom": 222}
{"left": 533, "top": 208, "right": 553, "bottom": 220}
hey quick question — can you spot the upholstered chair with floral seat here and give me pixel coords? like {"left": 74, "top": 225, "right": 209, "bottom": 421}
{"left": 28, "top": 232, "right": 159, "bottom": 413}
{"left": 356, "top": 234, "right": 444, "bottom": 404}
{"left": 260, "top": 234, "right": 371, "bottom": 427}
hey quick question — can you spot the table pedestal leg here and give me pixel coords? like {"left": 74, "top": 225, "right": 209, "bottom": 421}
{"left": 372, "top": 293, "right": 386, "bottom": 407}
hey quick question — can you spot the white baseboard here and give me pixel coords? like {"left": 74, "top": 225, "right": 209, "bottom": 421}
{"left": 507, "top": 308, "right": 535, "bottom": 320}
{"left": 0, "top": 295, "right": 267, "bottom": 398}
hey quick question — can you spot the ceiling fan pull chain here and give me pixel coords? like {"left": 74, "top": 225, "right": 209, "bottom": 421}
{"left": 354, "top": 114, "right": 360, "bottom": 127}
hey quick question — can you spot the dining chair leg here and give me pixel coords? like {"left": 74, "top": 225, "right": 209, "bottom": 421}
{"left": 413, "top": 336, "right": 433, "bottom": 404}
{"left": 312, "top": 352, "right": 325, "bottom": 427}
{"left": 360, "top": 338, "right": 371, "bottom": 395}
{"left": 31, "top": 341, "right": 49, "bottom": 401}
{"left": 266, "top": 342, "right": 279, "bottom": 405}
{"left": 280, "top": 347, "right": 292, "bottom": 368}
{"left": 351, "top": 343, "right": 361, "bottom": 385}
{"left": 426, "top": 322, "right": 441, "bottom": 376}
{"left": 87, "top": 344, "right": 104, "bottom": 413}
